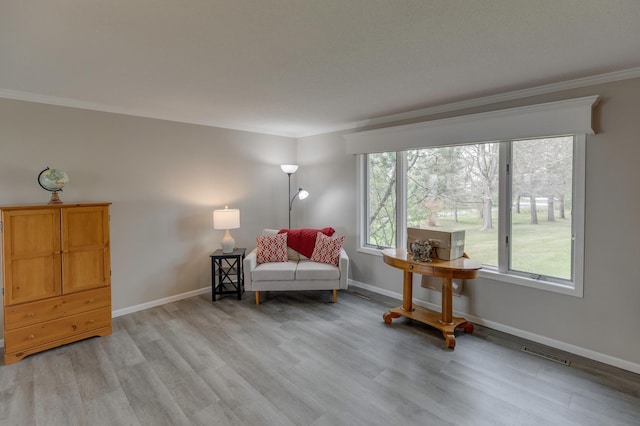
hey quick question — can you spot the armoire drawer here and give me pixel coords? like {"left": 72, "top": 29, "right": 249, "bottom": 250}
{"left": 4, "top": 306, "right": 112, "bottom": 353}
{"left": 4, "top": 287, "right": 111, "bottom": 330}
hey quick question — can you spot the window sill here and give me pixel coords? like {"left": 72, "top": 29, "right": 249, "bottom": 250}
{"left": 358, "top": 245, "right": 583, "bottom": 298}
{"left": 479, "top": 268, "right": 583, "bottom": 298}
{"left": 357, "top": 246, "right": 385, "bottom": 257}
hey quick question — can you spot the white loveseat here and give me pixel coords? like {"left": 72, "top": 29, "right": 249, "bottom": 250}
{"left": 243, "top": 229, "right": 349, "bottom": 304}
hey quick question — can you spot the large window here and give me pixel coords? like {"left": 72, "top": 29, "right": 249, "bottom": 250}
{"left": 362, "top": 135, "right": 584, "bottom": 295}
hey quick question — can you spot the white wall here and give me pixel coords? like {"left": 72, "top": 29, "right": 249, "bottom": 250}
{"left": 293, "top": 133, "right": 356, "bottom": 242}
{"left": 297, "top": 77, "right": 640, "bottom": 371}
{"left": 0, "top": 98, "right": 297, "bottom": 339}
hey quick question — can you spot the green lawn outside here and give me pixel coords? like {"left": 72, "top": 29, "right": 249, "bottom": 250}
{"left": 433, "top": 211, "right": 572, "bottom": 280}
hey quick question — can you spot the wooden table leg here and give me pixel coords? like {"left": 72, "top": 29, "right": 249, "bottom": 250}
{"left": 384, "top": 270, "right": 414, "bottom": 323}
{"left": 440, "top": 277, "right": 453, "bottom": 324}
{"left": 402, "top": 270, "right": 413, "bottom": 312}
{"left": 440, "top": 276, "right": 455, "bottom": 348}
{"left": 445, "top": 333, "right": 456, "bottom": 348}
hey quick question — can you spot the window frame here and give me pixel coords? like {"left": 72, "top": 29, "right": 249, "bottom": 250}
{"left": 357, "top": 134, "right": 585, "bottom": 297}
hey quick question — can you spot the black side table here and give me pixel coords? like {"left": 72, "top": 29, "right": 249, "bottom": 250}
{"left": 210, "top": 248, "right": 246, "bottom": 301}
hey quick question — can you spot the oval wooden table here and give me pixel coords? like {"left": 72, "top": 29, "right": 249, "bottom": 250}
{"left": 382, "top": 248, "right": 482, "bottom": 348}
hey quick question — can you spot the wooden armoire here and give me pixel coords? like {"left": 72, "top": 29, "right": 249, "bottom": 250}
{"left": 1, "top": 203, "right": 112, "bottom": 364}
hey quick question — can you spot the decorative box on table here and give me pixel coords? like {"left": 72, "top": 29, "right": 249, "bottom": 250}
{"left": 407, "top": 227, "right": 465, "bottom": 260}
{"left": 407, "top": 227, "right": 466, "bottom": 295}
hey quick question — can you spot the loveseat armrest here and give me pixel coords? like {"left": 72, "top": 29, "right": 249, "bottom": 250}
{"left": 339, "top": 248, "right": 349, "bottom": 289}
{"left": 243, "top": 248, "right": 258, "bottom": 290}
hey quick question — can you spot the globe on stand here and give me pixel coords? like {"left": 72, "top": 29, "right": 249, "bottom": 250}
{"left": 37, "top": 167, "right": 69, "bottom": 204}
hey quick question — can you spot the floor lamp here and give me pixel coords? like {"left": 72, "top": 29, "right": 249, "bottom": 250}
{"left": 281, "top": 164, "right": 309, "bottom": 228}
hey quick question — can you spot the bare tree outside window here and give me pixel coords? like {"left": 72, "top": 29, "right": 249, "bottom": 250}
{"left": 366, "top": 152, "right": 396, "bottom": 247}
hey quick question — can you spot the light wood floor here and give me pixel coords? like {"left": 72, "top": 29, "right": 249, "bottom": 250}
{"left": 1, "top": 289, "right": 639, "bottom": 426}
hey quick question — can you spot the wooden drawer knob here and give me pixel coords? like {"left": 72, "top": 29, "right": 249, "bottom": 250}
{"left": 88, "top": 299, "right": 95, "bottom": 303}
{"left": 88, "top": 319, "right": 96, "bottom": 324}
{"left": 27, "top": 334, "right": 35, "bottom": 340}
{"left": 26, "top": 312, "right": 35, "bottom": 318}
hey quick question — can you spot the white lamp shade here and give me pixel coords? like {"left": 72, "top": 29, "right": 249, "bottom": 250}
{"left": 280, "top": 164, "right": 299, "bottom": 174}
{"left": 213, "top": 207, "right": 240, "bottom": 230}
{"left": 298, "top": 189, "right": 309, "bottom": 200}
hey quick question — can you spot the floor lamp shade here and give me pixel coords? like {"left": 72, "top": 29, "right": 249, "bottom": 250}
{"left": 213, "top": 206, "right": 240, "bottom": 253}
{"left": 280, "top": 164, "right": 299, "bottom": 174}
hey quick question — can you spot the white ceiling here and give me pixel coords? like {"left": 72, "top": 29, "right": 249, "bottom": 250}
{"left": 1, "top": 1, "right": 640, "bottom": 138}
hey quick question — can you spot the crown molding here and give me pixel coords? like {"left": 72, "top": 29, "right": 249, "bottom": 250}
{"left": 348, "top": 67, "right": 640, "bottom": 131}
{"left": 0, "top": 88, "right": 130, "bottom": 116}
{"left": 0, "top": 88, "right": 298, "bottom": 138}
{"left": 1, "top": 67, "right": 639, "bottom": 139}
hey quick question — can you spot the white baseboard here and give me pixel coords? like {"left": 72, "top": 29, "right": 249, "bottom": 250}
{"left": 111, "top": 287, "right": 211, "bottom": 318}
{"left": 348, "top": 279, "right": 640, "bottom": 375}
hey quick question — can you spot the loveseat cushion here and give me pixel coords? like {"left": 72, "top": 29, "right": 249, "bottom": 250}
{"left": 295, "top": 260, "right": 340, "bottom": 281}
{"left": 251, "top": 261, "right": 297, "bottom": 281}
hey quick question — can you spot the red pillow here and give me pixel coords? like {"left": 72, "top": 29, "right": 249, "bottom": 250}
{"left": 256, "top": 233, "right": 288, "bottom": 264}
{"left": 278, "top": 227, "right": 335, "bottom": 258}
{"left": 310, "top": 233, "right": 345, "bottom": 266}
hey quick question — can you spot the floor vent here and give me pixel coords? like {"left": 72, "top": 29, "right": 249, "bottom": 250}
{"left": 351, "top": 291, "right": 373, "bottom": 301}
{"left": 522, "top": 346, "right": 571, "bottom": 366}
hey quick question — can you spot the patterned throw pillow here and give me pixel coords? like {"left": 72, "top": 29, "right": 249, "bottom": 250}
{"left": 257, "top": 233, "right": 288, "bottom": 264}
{"left": 310, "top": 232, "right": 345, "bottom": 266}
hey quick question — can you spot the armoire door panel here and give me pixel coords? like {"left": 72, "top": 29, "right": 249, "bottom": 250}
{"left": 7, "top": 255, "right": 62, "bottom": 304}
{"left": 63, "top": 249, "right": 108, "bottom": 293}
{"left": 61, "top": 206, "right": 111, "bottom": 293}
{"left": 6, "top": 209, "right": 60, "bottom": 255}
{"left": 2, "top": 209, "right": 62, "bottom": 305}
{"left": 62, "top": 207, "right": 109, "bottom": 249}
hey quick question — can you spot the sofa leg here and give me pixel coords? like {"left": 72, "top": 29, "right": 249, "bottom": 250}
{"left": 333, "top": 289, "right": 338, "bottom": 303}
{"left": 255, "top": 291, "right": 260, "bottom": 305}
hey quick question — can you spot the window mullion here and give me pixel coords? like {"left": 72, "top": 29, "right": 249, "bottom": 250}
{"left": 571, "top": 135, "right": 586, "bottom": 297}
{"left": 357, "top": 154, "right": 367, "bottom": 248}
{"left": 498, "top": 141, "right": 511, "bottom": 273}
{"left": 396, "top": 151, "right": 408, "bottom": 249}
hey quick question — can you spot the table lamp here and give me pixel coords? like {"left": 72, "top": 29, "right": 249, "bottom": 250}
{"left": 213, "top": 206, "right": 240, "bottom": 253}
